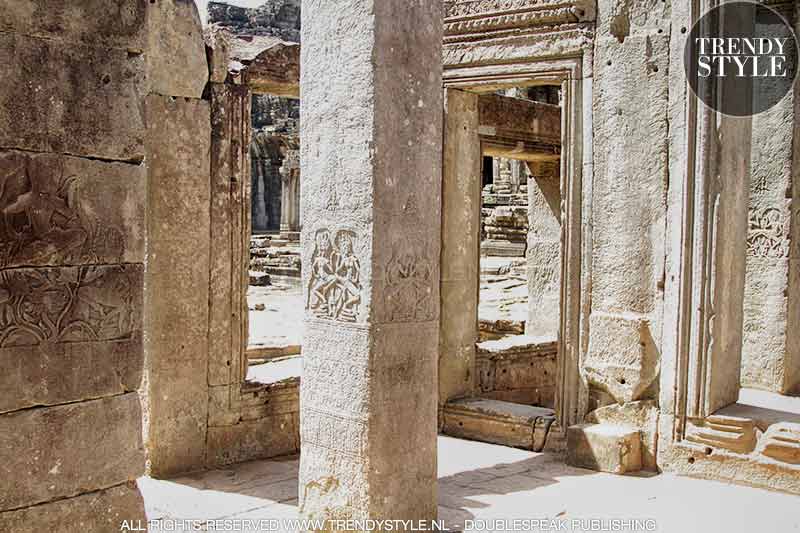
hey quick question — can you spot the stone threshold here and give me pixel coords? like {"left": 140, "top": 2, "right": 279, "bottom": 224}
{"left": 441, "top": 397, "right": 556, "bottom": 452}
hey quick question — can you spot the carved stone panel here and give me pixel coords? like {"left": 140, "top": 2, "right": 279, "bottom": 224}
{"left": 379, "top": 196, "right": 437, "bottom": 324}
{"left": 444, "top": 0, "right": 596, "bottom": 37}
{"left": 0, "top": 151, "right": 146, "bottom": 268}
{"left": 747, "top": 207, "right": 789, "bottom": 259}
{"left": 0, "top": 265, "right": 142, "bottom": 348}
{"left": 306, "top": 228, "right": 363, "bottom": 323}
{"left": 0, "top": 264, "right": 143, "bottom": 414}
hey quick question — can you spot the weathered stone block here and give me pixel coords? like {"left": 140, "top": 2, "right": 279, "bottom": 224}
{"left": 144, "top": 94, "right": 211, "bottom": 477}
{"left": 0, "top": 264, "right": 143, "bottom": 414}
{"left": 586, "top": 400, "right": 659, "bottom": 471}
{"left": 0, "top": 33, "right": 145, "bottom": 161}
{"left": 585, "top": 313, "right": 659, "bottom": 403}
{"left": 0, "top": 393, "right": 144, "bottom": 511}
{"left": 206, "top": 414, "right": 299, "bottom": 468}
{"left": 0, "top": 151, "right": 146, "bottom": 267}
{"left": 567, "top": 423, "right": 643, "bottom": 474}
{"left": 0, "top": 482, "right": 145, "bottom": 533}
{"left": 0, "top": 0, "right": 147, "bottom": 51}
{"left": 685, "top": 415, "right": 758, "bottom": 455}
{"left": 443, "top": 398, "right": 556, "bottom": 452}
{"left": 147, "top": 0, "right": 209, "bottom": 98}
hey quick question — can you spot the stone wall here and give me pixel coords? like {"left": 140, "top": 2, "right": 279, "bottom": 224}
{"left": 0, "top": 0, "right": 150, "bottom": 528}
{"left": 741, "top": 4, "right": 798, "bottom": 394}
{"left": 584, "top": 0, "right": 669, "bottom": 410}
{"left": 527, "top": 161, "right": 562, "bottom": 339}
{"left": 209, "top": 1, "right": 301, "bottom": 236}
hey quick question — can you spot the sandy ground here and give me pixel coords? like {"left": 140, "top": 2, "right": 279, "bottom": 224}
{"left": 247, "top": 276, "right": 303, "bottom": 349}
{"left": 479, "top": 257, "right": 528, "bottom": 326}
{"left": 140, "top": 435, "right": 800, "bottom": 532}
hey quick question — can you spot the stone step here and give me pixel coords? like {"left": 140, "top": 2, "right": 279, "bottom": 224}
{"left": 441, "top": 398, "right": 556, "bottom": 451}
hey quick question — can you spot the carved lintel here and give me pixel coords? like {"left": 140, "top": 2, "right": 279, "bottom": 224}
{"left": 444, "top": 0, "right": 596, "bottom": 39}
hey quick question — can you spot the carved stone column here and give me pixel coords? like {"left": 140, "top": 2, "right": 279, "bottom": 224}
{"left": 299, "top": 0, "right": 442, "bottom": 523}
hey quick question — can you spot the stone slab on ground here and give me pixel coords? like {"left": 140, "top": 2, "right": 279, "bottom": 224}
{"left": 567, "top": 423, "right": 643, "bottom": 475}
{"left": 442, "top": 398, "right": 555, "bottom": 451}
{"left": 249, "top": 271, "right": 272, "bottom": 286}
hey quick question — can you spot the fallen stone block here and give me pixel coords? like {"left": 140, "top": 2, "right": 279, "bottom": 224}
{"left": 250, "top": 270, "right": 271, "bottom": 286}
{"left": 567, "top": 423, "right": 643, "bottom": 474}
{"left": 442, "top": 398, "right": 556, "bottom": 451}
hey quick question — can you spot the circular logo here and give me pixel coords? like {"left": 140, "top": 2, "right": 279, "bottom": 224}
{"left": 684, "top": 1, "right": 798, "bottom": 116}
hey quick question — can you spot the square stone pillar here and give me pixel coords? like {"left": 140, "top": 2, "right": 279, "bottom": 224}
{"left": 299, "top": 0, "right": 443, "bottom": 524}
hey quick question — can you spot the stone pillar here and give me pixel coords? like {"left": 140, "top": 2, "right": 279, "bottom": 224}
{"left": 440, "top": 89, "right": 481, "bottom": 405}
{"left": 510, "top": 160, "right": 523, "bottom": 195}
{"left": 299, "top": 0, "right": 442, "bottom": 523}
{"left": 279, "top": 149, "right": 301, "bottom": 241}
{"left": 526, "top": 161, "right": 562, "bottom": 339}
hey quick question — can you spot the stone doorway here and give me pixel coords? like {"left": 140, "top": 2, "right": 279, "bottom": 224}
{"left": 439, "top": 66, "right": 589, "bottom": 452}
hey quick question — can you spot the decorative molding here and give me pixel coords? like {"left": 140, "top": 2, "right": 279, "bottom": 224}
{"left": 747, "top": 207, "right": 789, "bottom": 258}
{"left": 444, "top": 0, "right": 595, "bottom": 41}
{"left": 0, "top": 265, "right": 140, "bottom": 348}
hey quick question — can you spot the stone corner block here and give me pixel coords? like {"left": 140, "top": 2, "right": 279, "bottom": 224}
{"left": 567, "top": 423, "right": 643, "bottom": 474}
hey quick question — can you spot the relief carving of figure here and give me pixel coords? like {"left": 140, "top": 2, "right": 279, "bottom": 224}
{"left": 331, "top": 231, "right": 361, "bottom": 321}
{"left": 0, "top": 155, "right": 88, "bottom": 266}
{"left": 0, "top": 154, "right": 126, "bottom": 267}
{"left": 381, "top": 194, "right": 435, "bottom": 322}
{"left": 307, "top": 228, "right": 362, "bottom": 322}
{"left": 385, "top": 236, "right": 434, "bottom": 322}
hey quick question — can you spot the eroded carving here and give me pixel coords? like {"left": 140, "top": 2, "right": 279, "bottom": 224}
{"left": 307, "top": 228, "right": 362, "bottom": 322}
{"left": 301, "top": 409, "right": 366, "bottom": 457}
{"left": 0, "top": 265, "right": 140, "bottom": 348}
{"left": 383, "top": 195, "right": 436, "bottom": 323}
{"left": 0, "top": 153, "right": 125, "bottom": 266}
{"left": 747, "top": 207, "right": 789, "bottom": 258}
